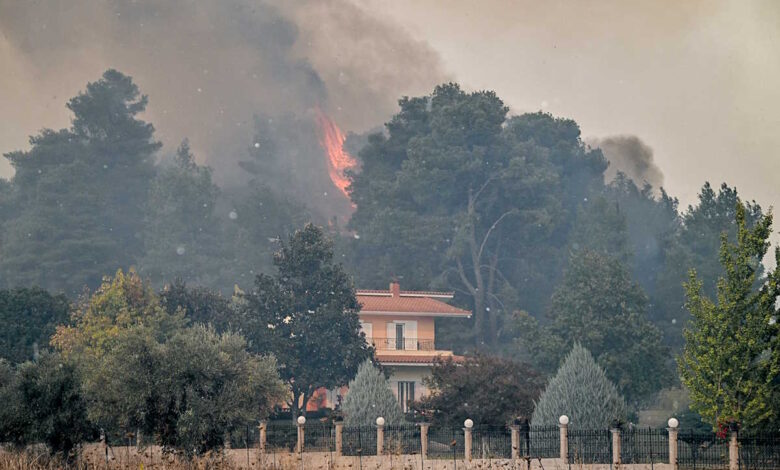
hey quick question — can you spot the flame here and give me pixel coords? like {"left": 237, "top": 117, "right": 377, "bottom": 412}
{"left": 315, "top": 108, "right": 358, "bottom": 199}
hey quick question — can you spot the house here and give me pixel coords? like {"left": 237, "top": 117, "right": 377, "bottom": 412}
{"left": 355, "top": 282, "right": 471, "bottom": 412}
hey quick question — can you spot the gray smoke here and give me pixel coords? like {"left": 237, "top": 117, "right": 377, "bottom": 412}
{"left": 590, "top": 135, "right": 664, "bottom": 189}
{"left": 0, "top": 0, "right": 447, "bottom": 186}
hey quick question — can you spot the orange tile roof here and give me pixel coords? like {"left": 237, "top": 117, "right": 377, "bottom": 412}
{"left": 375, "top": 353, "right": 466, "bottom": 364}
{"left": 356, "top": 282, "right": 471, "bottom": 318}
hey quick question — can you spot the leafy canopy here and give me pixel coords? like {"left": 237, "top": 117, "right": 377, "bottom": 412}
{"left": 679, "top": 203, "right": 780, "bottom": 428}
{"left": 242, "top": 224, "right": 373, "bottom": 416}
{"left": 414, "top": 354, "right": 543, "bottom": 426}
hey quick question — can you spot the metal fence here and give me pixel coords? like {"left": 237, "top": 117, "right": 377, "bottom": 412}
{"left": 427, "top": 425, "right": 464, "bottom": 459}
{"left": 384, "top": 424, "right": 421, "bottom": 455}
{"left": 677, "top": 431, "right": 729, "bottom": 469}
{"left": 529, "top": 425, "right": 560, "bottom": 458}
{"left": 304, "top": 422, "right": 334, "bottom": 452}
{"left": 266, "top": 422, "right": 297, "bottom": 452}
{"left": 342, "top": 425, "right": 377, "bottom": 456}
{"left": 621, "top": 427, "right": 669, "bottom": 464}
{"left": 472, "top": 425, "right": 512, "bottom": 459}
{"left": 738, "top": 431, "right": 780, "bottom": 470}
{"left": 568, "top": 428, "right": 612, "bottom": 464}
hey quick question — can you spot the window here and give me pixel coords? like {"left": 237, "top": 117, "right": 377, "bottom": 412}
{"left": 360, "top": 321, "right": 373, "bottom": 342}
{"left": 386, "top": 321, "right": 417, "bottom": 350}
{"left": 397, "top": 381, "right": 415, "bottom": 412}
{"left": 395, "top": 323, "right": 405, "bottom": 350}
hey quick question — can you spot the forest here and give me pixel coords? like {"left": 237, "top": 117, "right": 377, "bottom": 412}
{"left": 0, "top": 70, "right": 778, "bottom": 455}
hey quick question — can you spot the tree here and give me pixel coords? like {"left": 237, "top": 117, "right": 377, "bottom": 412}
{"left": 51, "top": 269, "right": 285, "bottom": 454}
{"left": 655, "top": 183, "right": 763, "bottom": 348}
{"left": 95, "top": 325, "right": 285, "bottom": 454}
{"left": 413, "top": 354, "right": 543, "bottom": 426}
{"left": 678, "top": 203, "right": 780, "bottom": 428}
{"left": 242, "top": 224, "right": 373, "bottom": 417}
{"left": 159, "top": 280, "right": 239, "bottom": 333}
{"left": 531, "top": 344, "right": 627, "bottom": 428}
{"left": 52, "top": 269, "right": 186, "bottom": 361}
{"left": 139, "top": 140, "right": 225, "bottom": 288}
{"left": 0, "top": 353, "right": 94, "bottom": 456}
{"left": 348, "top": 84, "right": 607, "bottom": 347}
{"left": 547, "top": 250, "right": 671, "bottom": 403}
{"left": 0, "top": 287, "right": 70, "bottom": 363}
{"left": 341, "top": 360, "right": 403, "bottom": 426}
{"left": 1, "top": 70, "right": 159, "bottom": 295}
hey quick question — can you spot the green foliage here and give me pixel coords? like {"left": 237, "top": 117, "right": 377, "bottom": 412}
{"left": 159, "top": 280, "right": 239, "bottom": 333}
{"left": 0, "top": 353, "right": 94, "bottom": 456}
{"left": 243, "top": 224, "right": 373, "bottom": 416}
{"left": 51, "top": 269, "right": 284, "bottom": 454}
{"left": 531, "top": 344, "right": 627, "bottom": 428}
{"left": 342, "top": 360, "right": 403, "bottom": 426}
{"left": 549, "top": 250, "right": 672, "bottom": 402}
{"left": 655, "top": 182, "right": 762, "bottom": 348}
{"left": 679, "top": 203, "right": 780, "bottom": 428}
{"left": 51, "top": 269, "right": 186, "bottom": 360}
{"left": 1, "top": 70, "right": 159, "bottom": 296}
{"left": 139, "top": 140, "right": 225, "bottom": 288}
{"left": 348, "top": 83, "right": 607, "bottom": 347}
{"left": 94, "top": 325, "right": 285, "bottom": 454}
{"left": 414, "top": 354, "right": 543, "bottom": 426}
{"left": 0, "top": 287, "right": 70, "bottom": 363}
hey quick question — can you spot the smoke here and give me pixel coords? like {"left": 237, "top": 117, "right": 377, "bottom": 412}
{"left": 590, "top": 135, "right": 664, "bottom": 189}
{"left": 0, "top": 0, "right": 447, "bottom": 190}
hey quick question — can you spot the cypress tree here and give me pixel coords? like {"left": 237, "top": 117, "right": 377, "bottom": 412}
{"left": 341, "top": 360, "right": 403, "bottom": 426}
{"left": 531, "top": 343, "right": 627, "bottom": 428}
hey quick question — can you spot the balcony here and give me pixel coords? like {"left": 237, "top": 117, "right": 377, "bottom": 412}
{"left": 370, "top": 337, "right": 436, "bottom": 351}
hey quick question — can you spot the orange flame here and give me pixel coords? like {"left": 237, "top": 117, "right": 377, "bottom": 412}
{"left": 315, "top": 108, "right": 358, "bottom": 199}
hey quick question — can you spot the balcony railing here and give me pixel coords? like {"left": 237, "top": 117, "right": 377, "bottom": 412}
{"left": 370, "top": 338, "right": 436, "bottom": 351}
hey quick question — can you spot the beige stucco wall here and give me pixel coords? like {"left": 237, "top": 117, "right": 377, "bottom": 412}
{"left": 80, "top": 445, "right": 673, "bottom": 470}
{"left": 359, "top": 314, "right": 436, "bottom": 342}
{"left": 385, "top": 364, "right": 432, "bottom": 401}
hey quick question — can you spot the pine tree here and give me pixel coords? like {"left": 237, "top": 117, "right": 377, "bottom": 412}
{"left": 139, "top": 140, "right": 224, "bottom": 288}
{"left": 679, "top": 203, "right": 780, "bottom": 428}
{"left": 1, "top": 70, "right": 159, "bottom": 295}
{"left": 342, "top": 360, "right": 403, "bottom": 426}
{"left": 531, "top": 344, "right": 627, "bottom": 428}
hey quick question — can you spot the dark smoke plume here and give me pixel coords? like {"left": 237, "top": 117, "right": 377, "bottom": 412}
{"left": 590, "top": 135, "right": 664, "bottom": 189}
{"left": 0, "top": 0, "right": 447, "bottom": 191}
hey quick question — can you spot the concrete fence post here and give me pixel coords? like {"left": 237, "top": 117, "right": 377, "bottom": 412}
{"left": 611, "top": 426, "right": 622, "bottom": 467}
{"left": 729, "top": 429, "right": 739, "bottom": 470}
{"left": 419, "top": 423, "right": 430, "bottom": 459}
{"left": 667, "top": 418, "right": 679, "bottom": 470}
{"left": 510, "top": 424, "right": 520, "bottom": 460}
{"left": 296, "top": 416, "right": 306, "bottom": 455}
{"left": 259, "top": 421, "right": 267, "bottom": 454}
{"left": 136, "top": 429, "right": 142, "bottom": 448}
{"left": 334, "top": 421, "right": 344, "bottom": 457}
{"left": 464, "top": 419, "right": 474, "bottom": 461}
{"left": 224, "top": 431, "right": 231, "bottom": 450}
{"left": 558, "top": 415, "right": 569, "bottom": 461}
{"left": 376, "top": 417, "right": 385, "bottom": 455}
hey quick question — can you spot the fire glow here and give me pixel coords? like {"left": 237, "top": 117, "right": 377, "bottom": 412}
{"left": 315, "top": 108, "right": 358, "bottom": 199}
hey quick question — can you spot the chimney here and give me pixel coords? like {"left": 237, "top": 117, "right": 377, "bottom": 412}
{"left": 390, "top": 281, "right": 401, "bottom": 297}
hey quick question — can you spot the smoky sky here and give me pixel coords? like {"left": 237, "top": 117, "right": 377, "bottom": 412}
{"left": 589, "top": 135, "right": 664, "bottom": 189}
{"left": 0, "top": 0, "right": 447, "bottom": 184}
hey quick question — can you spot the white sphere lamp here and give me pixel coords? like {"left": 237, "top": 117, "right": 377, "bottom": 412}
{"left": 297, "top": 416, "right": 306, "bottom": 425}
{"left": 376, "top": 417, "right": 385, "bottom": 426}
{"left": 667, "top": 417, "right": 679, "bottom": 429}
{"left": 464, "top": 419, "right": 474, "bottom": 429}
{"left": 559, "top": 415, "right": 570, "bottom": 426}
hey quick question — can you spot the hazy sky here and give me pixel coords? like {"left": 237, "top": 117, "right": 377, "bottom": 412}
{"left": 1, "top": 0, "right": 778, "bottom": 213}
{"left": 358, "top": 0, "right": 780, "bottom": 211}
